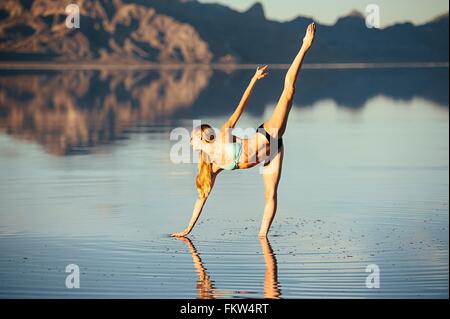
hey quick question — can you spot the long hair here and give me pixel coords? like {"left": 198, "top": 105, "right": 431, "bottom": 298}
{"left": 195, "top": 124, "right": 215, "bottom": 199}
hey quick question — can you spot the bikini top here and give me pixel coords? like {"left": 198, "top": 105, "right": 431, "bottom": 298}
{"left": 218, "top": 142, "right": 243, "bottom": 171}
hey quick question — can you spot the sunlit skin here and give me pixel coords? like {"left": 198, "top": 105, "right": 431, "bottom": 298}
{"left": 174, "top": 236, "right": 280, "bottom": 298}
{"left": 172, "top": 23, "right": 316, "bottom": 238}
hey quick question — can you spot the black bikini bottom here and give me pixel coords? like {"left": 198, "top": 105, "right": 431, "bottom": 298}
{"left": 257, "top": 124, "right": 283, "bottom": 163}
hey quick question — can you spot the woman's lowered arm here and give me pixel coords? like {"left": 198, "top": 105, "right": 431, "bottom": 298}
{"left": 171, "top": 170, "right": 220, "bottom": 237}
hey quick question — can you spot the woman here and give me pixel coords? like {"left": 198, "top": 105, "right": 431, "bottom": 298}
{"left": 172, "top": 23, "right": 316, "bottom": 238}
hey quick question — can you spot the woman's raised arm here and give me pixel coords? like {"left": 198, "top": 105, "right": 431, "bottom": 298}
{"left": 220, "top": 65, "right": 269, "bottom": 132}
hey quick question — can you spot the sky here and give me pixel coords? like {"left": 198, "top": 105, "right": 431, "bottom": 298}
{"left": 198, "top": 0, "right": 449, "bottom": 27}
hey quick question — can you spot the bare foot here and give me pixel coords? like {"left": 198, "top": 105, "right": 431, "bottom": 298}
{"left": 302, "top": 22, "right": 316, "bottom": 50}
{"left": 171, "top": 229, "right": 190, "bottom": 237}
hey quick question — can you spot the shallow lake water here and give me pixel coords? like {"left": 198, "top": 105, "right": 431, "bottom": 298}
{"left": 0, "top": 66, "right": 448, "bottom": 298}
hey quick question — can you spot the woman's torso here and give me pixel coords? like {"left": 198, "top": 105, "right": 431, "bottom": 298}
{"left": 211, "top": 131, "right": 271, "bottom": 171}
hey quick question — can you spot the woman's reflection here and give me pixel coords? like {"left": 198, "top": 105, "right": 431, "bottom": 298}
{"left": 175, "top": 237, "right": 216, "bottom": 299}
{"left": 174, "top": 237, "right": 281, "bottom": 299}
{"left": 259, "top": 237, "right": 281, "bottom": 299}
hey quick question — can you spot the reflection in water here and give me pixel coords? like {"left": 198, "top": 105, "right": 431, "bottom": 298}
{"left": 175, "top": 237, "right": 281, "bottom": 299}
{"left": 0, "top": 68, "right": 212, "bottom": 155}
{"left": 259, "top": 237, "right": 281, "bottom": 299}
{"left": 0, "top": 67, "right": 447, "bottom": 155}
{"left": 175, "top": 237, "right": 216, "bottom": 299}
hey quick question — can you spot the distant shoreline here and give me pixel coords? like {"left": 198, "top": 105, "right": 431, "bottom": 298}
{"left": 0, "top": 61, "right": 448, "bottom": 70}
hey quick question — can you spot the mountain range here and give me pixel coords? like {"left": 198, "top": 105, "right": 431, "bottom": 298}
{"left": 0, "top": 0, "right": 448, "bottom": 63}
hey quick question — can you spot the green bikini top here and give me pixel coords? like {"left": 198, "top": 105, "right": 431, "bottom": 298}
{"left": 218, "top": 142, "right": 243, "bottom": 171}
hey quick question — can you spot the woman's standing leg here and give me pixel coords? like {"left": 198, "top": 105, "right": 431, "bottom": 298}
{"left": 259, "top": 146, "right": 284, "bottom": 238}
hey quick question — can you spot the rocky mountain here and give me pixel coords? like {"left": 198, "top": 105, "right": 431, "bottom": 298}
{"left": 0, "top": 0, "right": 448, "bottom": 63}
{"left": 0, "top": 0, "right": 212, "bottom": 63}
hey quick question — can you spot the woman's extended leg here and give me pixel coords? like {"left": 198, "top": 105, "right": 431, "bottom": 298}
{"left": 263, "top": 23, "right": 316, "bottom": 138}
{"left": 259, "top": 145, "right": 284, "bottom": 238}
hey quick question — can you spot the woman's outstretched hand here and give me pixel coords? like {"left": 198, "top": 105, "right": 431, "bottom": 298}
{"left": 302, "top": 22, "right": 316, "bottom": 50}
{"left": 254, "top": 65, "right": 269, "bottom": 80}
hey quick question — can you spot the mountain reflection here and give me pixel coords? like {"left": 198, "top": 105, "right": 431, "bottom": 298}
{"left": 0, "top": 67, "right": 447, "bottom": 155}
{"left": 0, "top": 68, "right": 212, "bottom": 155}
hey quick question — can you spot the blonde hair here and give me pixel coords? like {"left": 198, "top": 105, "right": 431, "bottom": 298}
{"left": 194, "top": 124, "right": 215, "bottom": 199}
